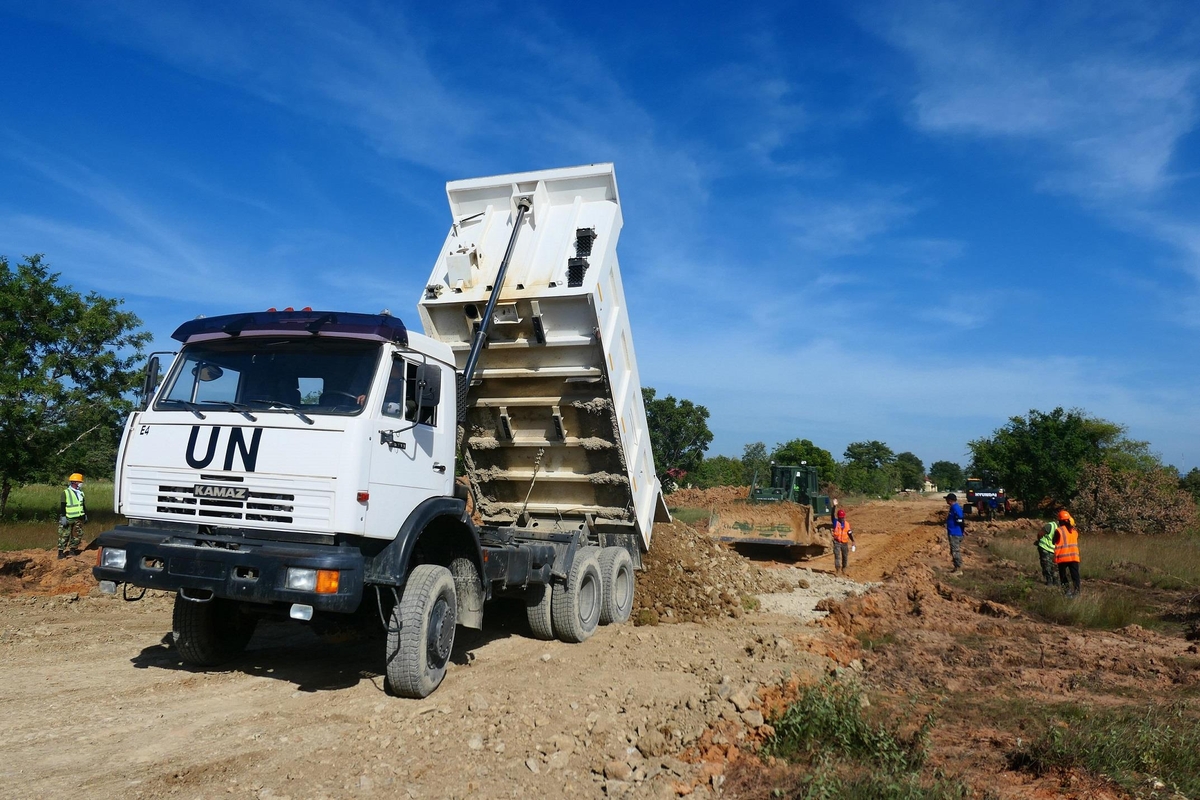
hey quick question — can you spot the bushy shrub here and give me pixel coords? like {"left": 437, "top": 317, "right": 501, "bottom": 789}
{"left": 1073, "top": 462, "right": 1198, "bottom": 535}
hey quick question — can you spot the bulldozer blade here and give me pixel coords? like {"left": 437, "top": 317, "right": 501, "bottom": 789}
{"left": 707, "top": 501, "right": 826, "bottom": 551}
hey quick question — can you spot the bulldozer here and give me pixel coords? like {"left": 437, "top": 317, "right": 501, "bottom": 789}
{"left": 707, "top": 463, "right": 832, "bottom": 557}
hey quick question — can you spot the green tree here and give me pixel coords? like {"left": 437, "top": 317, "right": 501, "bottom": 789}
{"left": 770, "top": 438, "right": 837, "bottom": 481}
{"left": 742, "top": 441, "right": 770, "bottom": 487}
{"left": 1181, "top": 467, "right": 1200, "bottom": 504}
{"left": 0, "top": 255, "right": 150, "bottom": 516}
{"left": 843, "top": 441, "right": 896, "bottom": 471}
{"left": 968, "top": 407, "right": 1148, "bottom": 509}
{"left": 642, "top": 387, "right": 713, "bottom": 483}
{"left": 840, "top": 440, "right": 897, "bottom": 496}
{"left": 689, "top": 455, "right": 745, "bottom": 488}
{"left": 894, "top": 452, "right": 925, "bottom": 491}
{"left": 928, "top": 460, "right": 964, "bottom": 492}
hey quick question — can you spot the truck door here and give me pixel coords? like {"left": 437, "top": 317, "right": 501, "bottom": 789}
{"left": 365, "top": 356, "right": 454, "bottom": 538}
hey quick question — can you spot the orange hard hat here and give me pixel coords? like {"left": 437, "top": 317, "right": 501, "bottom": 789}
{"left": 1057, "top": 509, "right": 1071, "bottom": 522}
{"left": 68, "top": 473, "right": 84, "bottom": 483}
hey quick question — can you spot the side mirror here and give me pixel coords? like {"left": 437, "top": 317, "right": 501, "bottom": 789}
{"left": 414, "top": 363, "right": 442, "bottom": 409}
{"left": 141, "top": 355, "right": 162, "bottom": 411}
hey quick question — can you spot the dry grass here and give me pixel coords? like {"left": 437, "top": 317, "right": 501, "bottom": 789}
{"left": 989, "top": 531, "right": 1200, "bottom": 591}
{"left": 1, "top": 482, "right": 121, "bottom": 552}
{"left": 959, "top": 530, "right": 1200, "bottom": 633}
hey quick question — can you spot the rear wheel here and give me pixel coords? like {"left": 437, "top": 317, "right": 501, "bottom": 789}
{"left": 385, "top": 565, "right": 457, "bottom": 698}
{"left": 598, "top": 547, "right": 635, "bottom": 624}
{"left": 172, "top": 595, "right": 257, "bottom": 666}
{"left": 525, "top": 583, "right": 555, "bottom": 640}
{"left": 552, "top": 547, "right": 602, "bottom": 643}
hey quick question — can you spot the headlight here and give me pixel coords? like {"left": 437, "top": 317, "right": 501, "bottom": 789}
{"left": 285, "top": 568, "right": 339, "bottom": 593}
{"left": 286, "top": 567, "right": 317, "bottom": 591}
{"left": 100, "top": 548, "right": 127, "bottom": 569}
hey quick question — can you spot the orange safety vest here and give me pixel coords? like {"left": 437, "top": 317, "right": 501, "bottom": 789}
{"left": 833, "top": 519, "right": 851, "bottom": 544}
{"left": 1054, "top": 524, "right": 1080, "bottom": 564}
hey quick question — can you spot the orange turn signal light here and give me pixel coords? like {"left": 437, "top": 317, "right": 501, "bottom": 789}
{"left": 315, "top": 569, "right": 340, "bottom": 594}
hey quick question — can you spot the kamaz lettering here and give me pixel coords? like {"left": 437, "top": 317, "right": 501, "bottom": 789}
{"left": 193, "top": 484, "right": 248, "bottom": 500}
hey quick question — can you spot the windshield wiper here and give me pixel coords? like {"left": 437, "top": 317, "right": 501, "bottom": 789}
{"left": 165, "top": 400, "right": 207, "bottom": 419}
{"left": 245, "top": 399, "right": 314, "bottom": 425}
{"left": 199, "top": 401, "right": 258, "bottom": 421}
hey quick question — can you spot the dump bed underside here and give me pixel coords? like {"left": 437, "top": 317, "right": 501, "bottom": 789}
{"left": 418, "top": 165, "right": 662, "bottom": 549}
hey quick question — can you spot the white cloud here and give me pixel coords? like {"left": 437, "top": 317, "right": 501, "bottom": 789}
{"left": 875, "top": 3, "right": 1199, "bottom": 198}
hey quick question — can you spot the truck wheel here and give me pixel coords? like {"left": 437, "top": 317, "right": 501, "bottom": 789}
{"left": 385, "top": 564, "right": 457, "bottom": 698}
{"left": 172, "top": 595, "right": 257, "bottom": 666}
{"left": 552, "top": 547, "right": 602, "bottom": 643}
{"left": 598, "top": 547, "right": 635, "bottom": 624}
{"left": 525, "top": 584, "right": 555, "bottom": 640}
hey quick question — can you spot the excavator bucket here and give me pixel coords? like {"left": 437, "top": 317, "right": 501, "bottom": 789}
{"left": 707, "top": 500, "right": 828, "bottom": 556}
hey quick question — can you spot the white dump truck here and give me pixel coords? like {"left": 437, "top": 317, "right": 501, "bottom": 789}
{"left": 93, "top": 164, "right": 667, "bottom": 697}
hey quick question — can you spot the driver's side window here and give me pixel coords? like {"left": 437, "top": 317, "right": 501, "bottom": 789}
{"left": 382, "top": 358, "right": 406, "bottom": 419}
{"left": 381, "top": 358, "right": 438, "bottom": 425}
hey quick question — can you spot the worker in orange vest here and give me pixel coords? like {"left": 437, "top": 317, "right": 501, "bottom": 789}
{"left": 832, "top": 508, "right": 856, "bottom": 577}
{"left": 1053, "top": 509, "right": 1081, "bottom": 597}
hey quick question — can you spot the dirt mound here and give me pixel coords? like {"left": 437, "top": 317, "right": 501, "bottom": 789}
{"left": 0, "top": 548, "right": 98, "bottom": 597}
{"left": 966, "top": 517, "right": 1042, "bottom": 535}
{"left": 666, "top": 485, "right": 749, "bottom": 508}
{"left": 635, "top": 521, "right": 792, "bottom": 624}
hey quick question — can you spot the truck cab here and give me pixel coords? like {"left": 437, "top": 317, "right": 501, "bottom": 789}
{"left": 97, "top": 311, "right": 471, "bottom": 616}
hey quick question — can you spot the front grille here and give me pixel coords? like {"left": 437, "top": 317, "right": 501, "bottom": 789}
{"left": 156, "top": 484, "right": 295, "bottom": 524}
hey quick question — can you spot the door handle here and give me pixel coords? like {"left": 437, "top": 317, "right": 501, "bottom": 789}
{"left": 433, "top": 463, "right": 447, "bottom": 473}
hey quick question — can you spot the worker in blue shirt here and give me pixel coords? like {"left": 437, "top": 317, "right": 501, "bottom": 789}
{"left": 944, "top": 493, "right": 966, "bottom": 575}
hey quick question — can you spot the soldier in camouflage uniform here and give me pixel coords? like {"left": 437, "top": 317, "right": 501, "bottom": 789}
{"left": 57, "top": 473, "right": 87, "bottom": 559}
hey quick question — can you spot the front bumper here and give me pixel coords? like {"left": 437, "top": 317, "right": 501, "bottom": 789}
{"left": 92, "top": 525, "right": 364, "bottom": 613}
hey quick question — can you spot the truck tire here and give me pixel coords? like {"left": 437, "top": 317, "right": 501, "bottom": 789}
{"left": 598, "top": 547, "right": 635, "bottom": 625}
{"left": 385, "top": 564, "right": 457, "bottom": 698}
{"left": 525, "top": 584, "right": 555, "bottom": 640}
{"left": 172, "top": 595, "right": 257, "bottom": 666}
{"left": 552, "top": 547, "right": 602, "bottom": 643}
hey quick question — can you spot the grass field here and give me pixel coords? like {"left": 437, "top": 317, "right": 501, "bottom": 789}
{"left": 951, "top": 529, "right": 1200, "bottom": 633}
{"left": 988, "top": 531, "right": 1200, "bottom": 592}
{"left": 0, "top": 482, "right": 122, "bottom": 551}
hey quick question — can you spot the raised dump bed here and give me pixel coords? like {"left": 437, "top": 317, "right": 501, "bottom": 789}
{"left": 418, "top": 164, "right": 666, "bottom": 551}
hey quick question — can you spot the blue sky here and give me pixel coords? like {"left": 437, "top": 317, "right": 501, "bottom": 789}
{"left": 3, "top": 1, "right": 1199, "bottom": 472}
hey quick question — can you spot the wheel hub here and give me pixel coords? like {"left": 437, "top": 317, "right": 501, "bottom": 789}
{"left": 427, "top": 597, "right": 454, "bottom": 664}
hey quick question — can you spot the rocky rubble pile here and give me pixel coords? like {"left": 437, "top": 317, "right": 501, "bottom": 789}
{"left": 635, "top": 521, "right": 793, "bottom": 624}
{"left": 665, "top": 486, "right": 749, "bottom": 508}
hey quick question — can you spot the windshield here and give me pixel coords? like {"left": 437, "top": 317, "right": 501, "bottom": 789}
{"left": 156, "top": 338, "right": 382, "bottom": 416}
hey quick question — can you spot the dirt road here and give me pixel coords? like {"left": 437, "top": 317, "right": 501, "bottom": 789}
{"left": 805, "top": 495, "right": 949, "bottom": 581}
{"left": 0, "top": 498, "right": 987, "bottom": 799}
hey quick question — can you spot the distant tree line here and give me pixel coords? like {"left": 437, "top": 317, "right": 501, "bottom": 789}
{"left": 639, "top": 398, "right": 943, "bottom": 498}
{"left": 641, "top": 389, "right": 1198, "bottom": 534}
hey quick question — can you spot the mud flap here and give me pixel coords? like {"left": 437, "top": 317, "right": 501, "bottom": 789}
{"left": 451, "top": 557, "right": 484, "bottom": 630}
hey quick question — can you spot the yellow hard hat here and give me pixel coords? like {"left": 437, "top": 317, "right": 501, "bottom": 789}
{"left": 68, "top": 473, "right": 84, "bottom": 483}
